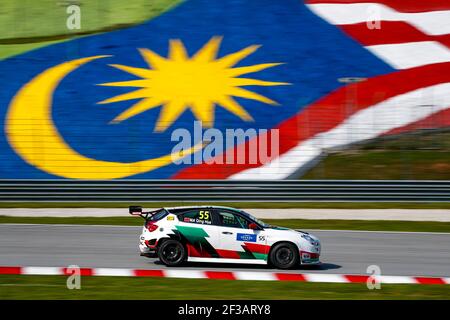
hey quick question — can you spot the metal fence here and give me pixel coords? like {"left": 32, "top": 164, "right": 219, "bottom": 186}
{"left": 0, "top": 180, "right": 449, "bottom": 202}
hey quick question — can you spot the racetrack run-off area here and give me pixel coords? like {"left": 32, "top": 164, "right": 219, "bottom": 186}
{"left": 1, "top": 224, "right": 450, "bottom": 279}
{"left": 2, "top": 208, "right": 450, "bottom": 221}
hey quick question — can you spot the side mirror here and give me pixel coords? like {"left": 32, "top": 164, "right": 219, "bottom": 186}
{"left": 249, "top": 223, "right": 259, "bottom": 230}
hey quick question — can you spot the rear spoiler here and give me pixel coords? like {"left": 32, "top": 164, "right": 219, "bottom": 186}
{"left": 129, "top": 206, "right": 162, "bottom": 219}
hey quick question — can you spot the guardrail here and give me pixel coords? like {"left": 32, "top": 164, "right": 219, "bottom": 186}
{"left": 0, "top": 180, "right": 449, "bottom": 202}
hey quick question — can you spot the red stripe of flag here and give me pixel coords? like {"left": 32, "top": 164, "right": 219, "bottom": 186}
{"left": 414, "top": 277, "right": 447, "bottom": 285}
{"left": 339, "top": 22, "right": 450, "bottom": 48}
{"left": 204, "top": 271, "right": 237, "bottom": 280}
{"left": 173, "top": 62, "right": 450, "bottom": 179}
{"left": 275, "top": 273, "right": 307, "bottom": 281}
{"left": 133, "top": 269, "right": 165, "bottom": 277}
{"left": 305, "top": 0, "right": 450, "bottom": 13}
{"left": 0, "top": 266, "right": 22, "bottom": 275}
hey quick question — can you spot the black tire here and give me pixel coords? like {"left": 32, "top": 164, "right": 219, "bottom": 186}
{"left": 158, "top": 240, "right": 186, "bottom": 267}
{"left": 269, "top": 242, "right": 299, "bottom": 269}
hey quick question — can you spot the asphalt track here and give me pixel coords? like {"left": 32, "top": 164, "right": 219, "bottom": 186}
{"left": 1, "top": 224, "right": 450, "bottom": 277}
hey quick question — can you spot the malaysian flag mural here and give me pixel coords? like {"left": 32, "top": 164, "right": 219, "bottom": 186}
{"left": 0, "top": 0, "right": 448, "bottom": 180}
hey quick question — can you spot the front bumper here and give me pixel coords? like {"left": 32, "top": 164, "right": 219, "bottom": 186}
{"left": 300, "top": 251, "right": 320, "bottom": 265}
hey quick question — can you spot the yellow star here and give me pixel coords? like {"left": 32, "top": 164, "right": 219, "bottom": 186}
{"left": 98, "top": 36, "right": 290, "bottom": 132}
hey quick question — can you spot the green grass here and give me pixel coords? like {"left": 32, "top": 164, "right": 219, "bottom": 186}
{"left": 1, "top": 0, "right": 180, "bottom": 41}
{"left": 0, "top": 0, "right": 180, "bottom": 60}
{"left": 2, "top": 216, "right": 450, "bottom": 233}
{"left": 1, "top": 202, "right": 450, "bottom": 209}
{"left": 302, "top": 131, "right": 450, "bottom": 180}
{"left": 1, "top": 275, "right": 449, "bottom": 299}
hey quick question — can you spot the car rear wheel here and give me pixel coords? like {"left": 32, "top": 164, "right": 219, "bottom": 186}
{"left": 269, "top": 242, "right": 299, "bottom": 269}
{"left": 158, "top": 240, "right": 186, "bottom": 267}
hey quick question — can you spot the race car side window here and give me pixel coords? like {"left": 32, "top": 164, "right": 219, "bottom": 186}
{"left": 179, "top": 209, "right": 212, "bottom": 225}
{"left": 216, "top": 211, "right": 250, "bottom": 229}
{"left": 236, "top": 215, "right": 250, "bottom": 229}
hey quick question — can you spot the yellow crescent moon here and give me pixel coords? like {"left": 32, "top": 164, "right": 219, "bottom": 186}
{"left": 5, "top": 55, "right": 202, "bottom": 179}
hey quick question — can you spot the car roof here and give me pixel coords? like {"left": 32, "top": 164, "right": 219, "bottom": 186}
{"left": 164, "top": 205, "right": 242, "bottom": 215}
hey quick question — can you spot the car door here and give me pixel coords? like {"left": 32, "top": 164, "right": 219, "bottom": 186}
{"left": 176, "top": 209, "right": 221, "bottom": 258}
{"left": 214, "top": 209, "right": 268, "bottom": 260}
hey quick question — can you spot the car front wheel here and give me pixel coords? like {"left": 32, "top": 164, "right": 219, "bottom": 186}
{"left": 158, "top": 239, "right": 186, "bottom": 267}
{"left": 269, "top": 242, "right": 299, "bottom": 269}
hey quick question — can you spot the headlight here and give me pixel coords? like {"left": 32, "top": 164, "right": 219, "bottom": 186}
{"left": 301, "top": 234, "right": 319, "bottom": 246}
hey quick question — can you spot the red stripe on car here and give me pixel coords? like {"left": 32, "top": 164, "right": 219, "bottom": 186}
{"left": 186, "top": 243, "right": 211, "bottom": 258}
{"left": 243, "top": 243, "right": 270, "bottom": 254}
{"left": 216, "top": 249, "right": 241, "bottom": 259}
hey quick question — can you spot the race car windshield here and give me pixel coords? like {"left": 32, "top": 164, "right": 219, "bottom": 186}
{"left": 240, "top": 210, "right": 269, "bottom": 228}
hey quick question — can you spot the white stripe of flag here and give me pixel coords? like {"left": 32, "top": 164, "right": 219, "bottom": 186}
{"left": 366, "top": 41, "right": 450, "bottom": 69}
{"left": 307, "top": 3, "right": 450, "bottom": 36}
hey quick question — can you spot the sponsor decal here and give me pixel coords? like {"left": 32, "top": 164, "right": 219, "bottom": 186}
{"left": 300, "top": 251, "right": 320, "bottom": 262}
{"left": 167, "top": 216, "right": 174, "bottom": 221}
{"left": 197, "top": 219, "right": 212, "bottom": 225}
{"left": 236, "top": 233, "right": 256, "bottom": 242}
{"left": 182, "top": 210, "right": 212, "bottom": 225}
{"left": 183, "top": 216, "right": 212, "bottom": 225}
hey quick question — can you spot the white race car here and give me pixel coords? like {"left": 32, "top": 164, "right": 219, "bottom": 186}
{"left": 131, "top": 205, "right": 321, "bottom": 269}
